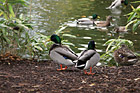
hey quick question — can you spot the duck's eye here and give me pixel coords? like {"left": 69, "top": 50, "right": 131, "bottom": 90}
{"left": 119, "top": 54, "right": 124, "bottom": 58}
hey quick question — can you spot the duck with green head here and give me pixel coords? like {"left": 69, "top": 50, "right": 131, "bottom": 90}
{"left": 107, "top": 0, "right": 128, "bottom": 9}
{"left": 77, "top": 14, "right": 100, "bottom": 25}
{"left": 49, "top": 34, "right": 78, "bottom": 71}
{"left": 75, "top": 41, "right": 100, "bottom": 75}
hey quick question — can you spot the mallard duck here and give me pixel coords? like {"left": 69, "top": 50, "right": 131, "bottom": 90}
{"left": 114, "top": 26, "right": 128, "bottom": 32}
{"left": 114, "top": 44, "right": 138, "bottom": 66}
{"left": 49, "top": 34, "right": 78, "bottom": 70}
{"left": 107, "top": 0, "right": 128, "bottom": 9}
{"left": 75, "top": 41, "right": 100, "bottom": 75}
{"left": 77, "top": 14, "right": 100, "bottom": 25}
{"left": 94, "top": 16, "right": 112, "bottom": 27}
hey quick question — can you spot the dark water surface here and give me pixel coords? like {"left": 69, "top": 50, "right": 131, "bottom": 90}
{"left": 31, "top": 0, "right": 140, "bottom": 55}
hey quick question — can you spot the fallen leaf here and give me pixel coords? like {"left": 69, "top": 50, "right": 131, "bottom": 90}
{"left": 27, "top": 89, "right": 35, "bottom": 92}
{"left": 89, "top": 83, "right": 95, "bottom": 86}
{"left": 33, "top": 85, "right": 40, "bottom": 88}
{"left": 134, "top": 78, "right": 140, "bottom": 81}
{"left": 78, "top": 86, "right": 83, "bottom": 89}
{"left": 18, "top": 83, "right": 30, "bottom": 86}
{"left": 81, "top": 80, "right": 86, "bottom": 83}
{"left": 12, "top": 85, "right": 22, "bottom": 88}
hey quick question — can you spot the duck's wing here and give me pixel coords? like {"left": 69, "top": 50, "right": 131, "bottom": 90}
{"left": 94, "top": 21, "right": 109, "bottom": 27}
{"left": 78, "top": 21, "right": 93, "bottom": 25}
{"left": 117, "top": 48, "right": 137, "bottom": 59}
{"left": 77, "top": 18, "right": 90, "bottom": 21}
{"left": 76, "top": 50, "right": 99, "bottom": 69}
{"left": 79, "top": 50, "right": 96, "bottom": 61}
{"left": 77, "top": 18, "right": 93, "bottom": 25}
{"left": 108, "top": 0, "right": 121, "bottom": 9}
{"left": 54, "top": 46, "right": 78, "bottom": 61}
{"left": 123, "top": 49, "right": 137, "bottom": 58}
{"left": 62, "top": 45, "right": 78, "bottom": 57}
{"left": 78, "top": 50, "right": 87, "bottom": 58}
{"left": 94, "top": 21, "right": 106, "bottom": 24}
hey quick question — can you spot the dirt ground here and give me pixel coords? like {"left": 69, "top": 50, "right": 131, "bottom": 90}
{"left": 0, "top": 57, "right": 140, "bottom": 93}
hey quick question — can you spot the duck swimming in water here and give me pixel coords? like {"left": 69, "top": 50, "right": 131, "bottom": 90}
{"left": 49, "top": 34, "right": 78, "bottom": 70}
{"left": 107, "top": 0, "right": 128, "bottom": 9}
{"left": 77, "top": 14, "right": 100, "bottom": 25}
{"left": 94, "top": 16, "right": 112, "bottom": 27}
{"left": 114, "top": 26, "right": 128, "bottom": 32}
{"left": 75, "top": 41, "right": 100, "bottom": 75}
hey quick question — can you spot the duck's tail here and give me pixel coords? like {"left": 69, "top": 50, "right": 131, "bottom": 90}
{"left": 75, "top": 60, "right": 86, "bottom": 69}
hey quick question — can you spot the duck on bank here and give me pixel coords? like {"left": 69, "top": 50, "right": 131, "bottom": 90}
{"left": 75, "top": 41, "right": 100, "bottom": 75}
{"left": 114, "top": 44, "right": 138, "bottom": 66}
{"left": 49, "top": 34, "right": 78, "bottom": 71}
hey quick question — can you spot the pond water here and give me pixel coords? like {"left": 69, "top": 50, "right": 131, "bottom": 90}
{"left": 31, "top": 0, "right": 140, "bottom": 56}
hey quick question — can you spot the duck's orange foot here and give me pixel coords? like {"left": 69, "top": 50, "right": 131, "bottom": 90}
{"left": 86, "top": 72, "right": 95, "bottom": 75}
{"left": 57, "top": 64, "right": 67, "bottom": 71}
{"left": 84, "top": 67, "right": 95, "bottom": 75}
{"left": 84, "top": 70, "right": 95, "bottom": 75}
{"left": 57, "top": 67, "right": 67, "bottom": 71}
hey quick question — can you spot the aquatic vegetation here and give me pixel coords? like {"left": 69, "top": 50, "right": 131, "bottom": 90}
{"left": 28, "top": 25, "right": 76, "bottom": 59}
{"left": 0, "top": 0, "right": 76, "bottom": 59}
{"left": 0, "top": 0, "right": 33, "bottom": 55}
{"left": 125, "top": 1, "right": 140, "bottom": 32}
{"left": 0, "top": 0, "right": 29, "bottom": 19}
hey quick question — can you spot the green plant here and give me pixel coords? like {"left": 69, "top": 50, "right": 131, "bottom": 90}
{"left": 101, "top": 38, "right": 133, "bottom": 66}
{"left": 0, "top": 0, "right": 33, "bottom": 55}
{"left": 0, "top": 14, "right": 33, "bottom": 54}
{"left": 0, "top": 0, "right": 76, "bottom": 60}
{"left": 27, "top": 24, "right": 76, "bottom": 59}
{"left": 0, "top": 0, "right": 28, "bottom": 19}
{"left": 125, "top": 1, "right": 140, "bottom": 32}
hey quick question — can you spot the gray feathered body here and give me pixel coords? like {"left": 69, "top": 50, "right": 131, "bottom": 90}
{"left": 75, "top": 50, "right": 100, "bottom": 70}
{"left": 49, "top": 44, "right": 78, "bottom": 66}
{"left": 77, "top": 18, "right": 94, "bottom": 25}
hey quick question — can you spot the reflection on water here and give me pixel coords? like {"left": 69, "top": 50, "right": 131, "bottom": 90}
{"left": 110, "top": 8, "right": 122, "bottom": 27}
{"left": 31, "top": 0, "right": 140, "bottom": 56}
